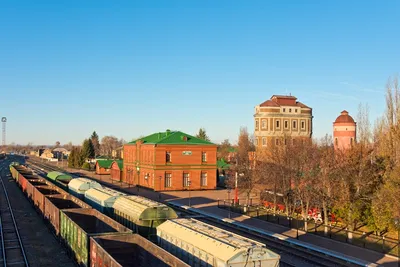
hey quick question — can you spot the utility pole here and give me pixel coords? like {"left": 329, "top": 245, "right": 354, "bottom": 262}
{"left": 1, "top": 117, "right": 6, "bottom": 152}
{"left": 234, "top": 156, "right": 238, "bottom": 204}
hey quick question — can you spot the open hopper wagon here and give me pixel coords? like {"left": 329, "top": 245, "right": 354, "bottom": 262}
{"left": 44, "top": 194, "right": 91, "bottom": 235}
{"left": 60, "top": 208, "right": 132, "bottom": 267}
{"left": 90, "top": 234, "right": 189, "bottom": 267}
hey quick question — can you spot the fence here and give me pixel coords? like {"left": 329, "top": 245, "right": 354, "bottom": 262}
{"left": 217, "top": 199, "right": 400, "bottom": 257}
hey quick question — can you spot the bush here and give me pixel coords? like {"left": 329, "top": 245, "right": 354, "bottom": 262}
{"left": 81, "top": 162, "right": 90, "bottom": 170}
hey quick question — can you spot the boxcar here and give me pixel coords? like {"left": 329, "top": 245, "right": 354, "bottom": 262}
{"left": 90, "top": 234, "right": 189, "bottom": 267}
{"left": 68, "top": 178, "right": 102, "bottom": 200}
{"left": 44, "top": 194, "right": 91, "bottom": 235}
{"left": 60, "top": 208, "right": 132, "bottom": 267}
{"left": 46, "top": 171, "right": 74, "bottom": 191}
{"left": 32, "top": 184, "right": 66, "bottom": 214}
{"left": 84, "top": 187, "right": 126, "bottom": 216}
{"left": 157, "top": 218, "right": 281, "bottom": 267}
{"left": 112, "top": 195, "right": 178, "bottom": 240}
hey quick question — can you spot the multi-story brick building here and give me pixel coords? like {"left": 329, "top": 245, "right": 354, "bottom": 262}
{"left": 123, "top": 130, "right": 217, "bottom": 191}
{"left": 333, "top": 110, "right": 356, "bottom": 150}
{"left": 254, "top": 95, "right": 313, "bottom": 149}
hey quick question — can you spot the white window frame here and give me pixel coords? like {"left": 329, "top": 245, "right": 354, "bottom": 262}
{"left": 201, "top": 172, "right": 207, "bottom": 186}
{"left": 284, "top": 120, "right": 289, "bottom": 129}
{"left": 165, "top": 173, "right": 172, "bottom": 188}
{"left": 261, "top": 120, "right": 266, "bottom": 129}
{"left": 201, "top": 152, "right": 207, "bottom": 162}
{"left": 183, "top": 173, "right": 190, "bottom": 187}
{"left": 262, "top": 137, "right": 267, "bottom": 146}
{"left": 301, "top": 120, "right": 306, "bottom": 130}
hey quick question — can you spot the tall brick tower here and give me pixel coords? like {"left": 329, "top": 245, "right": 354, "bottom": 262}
{"left": 333, "top": 110, "right": 356, "bottom": 150}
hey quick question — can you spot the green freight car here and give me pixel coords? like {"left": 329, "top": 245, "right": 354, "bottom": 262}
{"left": 112, "top": 195, "right": 178, "bottom": 241}
{"left": 46, "top": 171, "right": 74, "bottom": 191}
{"left": 60, "top": 208, "right": 132, "bottom": 267}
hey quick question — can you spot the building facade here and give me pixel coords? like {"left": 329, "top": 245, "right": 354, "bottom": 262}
{"left": 333, "top": 110, "right": 356, "bottom": 150}
{"left": 123, "top": 130, "right": 217, "bottom": 191}
{"left": 254, "top": 95, "right": 313, "bottom": 149}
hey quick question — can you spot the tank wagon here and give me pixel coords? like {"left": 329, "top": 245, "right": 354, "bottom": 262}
{"left": 60, "top": 208, "right": 132, "bottom": 267}
{"left": 157, "top": 218, "right": 281, "bottom": 267}
{"left": 113, "top": 195, "right": 178, "bottom": 240}
{"left": 46, "top": 171, "right": 74, "bottom": 191}
{"left": 44, "top": 194, "right": 91, "bottom": 235}
{"left": 90, "top": 234, "right": 189, "bottom": 267}
{"left": 68, "top": 178, "right": 102, "bottom": 200}
{"left": 84, "top": 187, "right": 126, "bottom": 216}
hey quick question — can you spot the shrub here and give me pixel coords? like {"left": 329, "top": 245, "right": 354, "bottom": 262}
{"left": 81, "top": 162, "right": 90, "bottom": 170}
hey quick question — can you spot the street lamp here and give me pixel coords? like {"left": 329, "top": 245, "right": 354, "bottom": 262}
{"left": 227, "top": 188, "right": 231, "bottom": 219}
{"left": 188, "top": 180, "right": 192, "bottom": 207}
{"left": 394, "top": 217, "right": 400, "bottom": 267}
{"left": 136, "top": 165, "right": 140, "bottom": 192}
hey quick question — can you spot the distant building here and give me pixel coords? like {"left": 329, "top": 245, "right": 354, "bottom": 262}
{"left": 123, "top": 129, "right": 217, "bottom": 191}
{"left": 52, "top": 147, "right": 70, "bottom": 160}
{"left": 111, "top": 146, "right": 124, "bottom": 159}
{"left": 333, "top": 110, "right": 356, "bottom": 150}
{"left": 254, "top": 95, "right": 313, "bottom": 149}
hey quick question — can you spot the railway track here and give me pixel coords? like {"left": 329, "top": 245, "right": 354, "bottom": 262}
{"left": 26, "top": 158, "right": 375, "bottom": 267}
{"left": 0, "top": 172, "right": 29, "bottom": 267}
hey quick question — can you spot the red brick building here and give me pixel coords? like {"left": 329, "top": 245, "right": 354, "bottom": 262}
{"left": 123, "top": 130, "right": 218, "bottom": 191}
{"left": 333, "top": 110, "right": 356, "bottom": 150}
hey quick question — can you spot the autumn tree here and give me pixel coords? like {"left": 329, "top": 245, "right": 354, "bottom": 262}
{"left": 91, "top": 131, "right": 101, "bottom": 156}
{"left": 196, "top": 128, "right": 210, "bottom": 141}
{"left": 372, "top": 76, "right": 400, "bottom": 231}
{"left": 217, "top": 139, "right": 232, "bottom": 161}
{"left": 228, "top": 127, "right": 259, "bottom": 206}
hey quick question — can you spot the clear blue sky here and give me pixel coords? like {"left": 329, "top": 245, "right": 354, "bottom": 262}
{"left": 1, "top": 0, "right": 399, "bottom": 145}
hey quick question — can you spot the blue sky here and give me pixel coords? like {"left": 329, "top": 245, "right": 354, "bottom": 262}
{"left": 1, "top": 1, "right": 398, "bottom": 145}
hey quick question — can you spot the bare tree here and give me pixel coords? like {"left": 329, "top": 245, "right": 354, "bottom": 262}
{"left": 100, "top": 136, "right": 122, "bottom": 157}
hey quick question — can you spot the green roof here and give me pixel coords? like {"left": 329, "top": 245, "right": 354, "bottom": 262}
{"left": 128, "top": 130, "right": 216, "bottom": 146}
{"left": 47, "top": 171, "right": 73, "bottom": 181}
{"left": 217, "top": 159, "right": 230, "bottom": 170}
{"left": 96, "top": 160, "right": 114, "bottom": 168}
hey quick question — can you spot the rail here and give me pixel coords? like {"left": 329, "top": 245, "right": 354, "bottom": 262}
{"left": 0, "top": 173, "right": 30, "bottom": 267}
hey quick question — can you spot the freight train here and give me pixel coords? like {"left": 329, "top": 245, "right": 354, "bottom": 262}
{"left": 9, "top": 162, "right": 280, "bottom": 267}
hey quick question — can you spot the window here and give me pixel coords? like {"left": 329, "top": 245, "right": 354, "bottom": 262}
{"left": 165, "top": 173, "right": 172, "bottom": 188}
{"left": 289, "top": 108, "right": 292, "bottom": 112}
{"left": 284, "top": 120, "right": 289, "bottom": 129}
{"left": 301, "top": 121, "right": 305, "bottom": 129}
{"left": 283, "top": 108, "right": 286, "bottom": 112}
{"left": 202, "top": 152, "right": 207, "bottom": 162}
{"left": 183, "top": 173, "right": 190, "bottom": 187}
{"left": 276, "top": 120, "right": 280, "bottom": 128}
{"left": 293, "top": 120, "right": 297, "bottom": 129}
{"left": 262, "top": 137, "right": 267, "bottom": 146}
{"left": 255, "top": 138, "right": 258, "bottom": 146}
{"left": 255, "top": 120, "right": 259, "bottom": 129}
{"left": 350, "top": 138, "right": 353, "bottom": 146}
{"left": 275, "top": 138, "right": 279, "bottom": 145}
{"left": 335, "top": 138, "right": 338, "bottom": 146}
{"left": 261, "top": 120, "right": 266, "bottom": 129}
{"left": 295, "top": 109, "right": 298, "bottom": 113}
{"left": 201, "top": 172, "right": 207, "bottom": 186}
{"left": 166, "top": 151, "right": 171, "bottom": 163}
